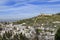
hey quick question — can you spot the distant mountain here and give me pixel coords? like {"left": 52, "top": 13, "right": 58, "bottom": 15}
{"left": 13, "top": 14, "right": 60, "bottom": 26}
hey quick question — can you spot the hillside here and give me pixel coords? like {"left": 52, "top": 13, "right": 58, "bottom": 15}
{"left": 56, "top": 13, "right": 60, "bottom": 15}
{"left": 13, "top": 14, "right": 60, "bottom": 26}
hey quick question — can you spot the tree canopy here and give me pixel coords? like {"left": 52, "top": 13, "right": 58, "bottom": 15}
{"left": 55, "top": 28, "right": 60, "bottom": 40}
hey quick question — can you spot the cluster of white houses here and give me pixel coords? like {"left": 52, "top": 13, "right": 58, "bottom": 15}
{"left": 0, "top": 21, "right": 59, "bottom": 40}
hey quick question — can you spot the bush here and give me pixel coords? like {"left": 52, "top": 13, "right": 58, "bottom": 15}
{"left": 55, "top": 28, "right": 60, "bottom": 40}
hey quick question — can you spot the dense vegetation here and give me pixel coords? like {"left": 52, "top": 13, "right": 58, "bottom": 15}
{"left": 55, "top": 28, "right": 60, "bottom": 40}
{"left": 0, "top": 31, "right": 29, "bottom": 40}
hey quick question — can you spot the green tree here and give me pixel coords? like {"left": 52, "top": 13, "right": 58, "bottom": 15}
{"left": 55, "top": 28, "right": 60, "bottom": 40}
{"left": 2, "top": 31, "right": 12, "bottom": 40}
{"left": 2, "top": 33, "right": 8, "bottom": 40}
{"left": 0, "top": 35, "right": 2, "bottom": 40}
{"left": 12, "top": 34, "right": 20, "bottom": 40}
{"left": 19, "top": 33, "right": 29, "bottom": 40}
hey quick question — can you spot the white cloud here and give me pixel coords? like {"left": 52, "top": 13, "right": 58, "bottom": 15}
{"left": 0, "top": 0, "right": 60, "bottom": 20}
{"left": 0, "top": 0, "right": 59, "bottom": 6}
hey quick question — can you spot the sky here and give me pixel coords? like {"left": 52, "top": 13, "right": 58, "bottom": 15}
{"left": 0, "top": 0, "right": 60, "bottom": 20}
